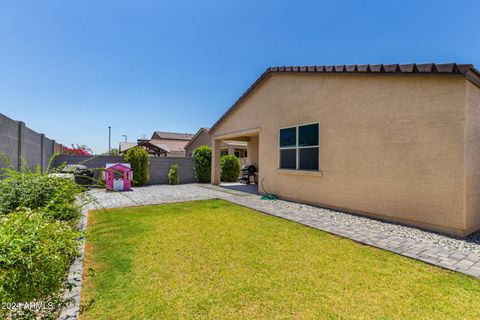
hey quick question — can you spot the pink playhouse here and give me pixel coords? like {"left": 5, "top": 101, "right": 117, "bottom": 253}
{"left": 104, "top": 163, "right": 132, "bottom": 191}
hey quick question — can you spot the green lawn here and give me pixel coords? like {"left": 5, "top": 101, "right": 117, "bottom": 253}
{"left": 80, "top": 199, "right": 479, "bottom": 320}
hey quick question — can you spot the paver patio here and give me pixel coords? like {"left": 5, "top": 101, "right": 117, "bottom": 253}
{"left": 60, "top": 184, "right": 480, "bottom": 319}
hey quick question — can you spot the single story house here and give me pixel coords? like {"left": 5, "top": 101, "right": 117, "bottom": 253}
{"left": 150, "top": 131, "right": 194, "bottom": 157}
{"left": 209, "top": 63, "right": 480, "bottom": 237}
{"left": 185, "top": 127, "right": 248, "bottom": 158}
{"left": 119, "top": 131, "right": 194, "bottom": 157}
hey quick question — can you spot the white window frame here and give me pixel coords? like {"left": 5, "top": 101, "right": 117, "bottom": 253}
{"left": 279, "top": 123, "right": 320, "bottom": 171}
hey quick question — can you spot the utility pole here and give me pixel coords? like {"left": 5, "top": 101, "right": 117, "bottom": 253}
{"left": 122, "top": 134, "right": 127, "bottom": 142}
{"left": 108, "top": 126, "right": 111, "bottom": 155}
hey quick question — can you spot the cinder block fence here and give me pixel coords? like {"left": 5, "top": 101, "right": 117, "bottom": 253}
{"left": 1, "top": 112, "right": 196, "bottom": 184}
{"left": 0, "top": 113, "right": 62, "bottom": 172}
{"left": 52, "top": 154, "right": 195, "bottom": 185}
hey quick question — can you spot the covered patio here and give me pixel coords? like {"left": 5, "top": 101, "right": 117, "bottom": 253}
{"left": 211, "top": 128, "right": 259, "bottom": 187}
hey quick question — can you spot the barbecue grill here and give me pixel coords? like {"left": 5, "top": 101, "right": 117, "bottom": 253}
{"left": 238, "top": 164, "right": 257, "bottom": 185}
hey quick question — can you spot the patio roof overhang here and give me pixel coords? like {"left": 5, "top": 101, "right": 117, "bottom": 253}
{"left": 211, "top": 127, "right": 260, "bottom": 141}
{"left": 137, "top": 139, "right": 169, "bottom": 157}
{"left": 211, "top": 128, "right": 260, "bottom": 185}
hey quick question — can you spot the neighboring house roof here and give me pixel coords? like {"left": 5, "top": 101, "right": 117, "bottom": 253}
{"left": 148, "top": 141, "right": 170, "bottom": 153}
{"left": 151, "top": 139, "right": 189, "bottom": 153}
{"left": 121, "top": 139, "right": 185, "bottom": 156}
{"left": 209, "top": 63, "right": 480, "bottom": 133}
{"left": 151, "top": 131, "right": 195, "bottom": 140}
{"left": 184, "top": 127, "right": 210, "bottom": 150}
{"left": 136, "top": 139, "right": 170, "bottom": 156}
{"left": 119, "top": 142, "right": 136, "bottom": 153}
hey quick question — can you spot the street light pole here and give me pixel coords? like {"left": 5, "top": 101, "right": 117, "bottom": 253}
{"left": 108, "top": 126, "right": 111, "bottom": 155}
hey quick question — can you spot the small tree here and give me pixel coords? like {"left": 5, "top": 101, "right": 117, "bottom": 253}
{"left": 220, "top": 154, "right": 240, "bottom": 182}
{"left": 192, "top": 145, "right": 211, "bottom": 183}
{"left": 124, "top": 147, "right": 149, "bottom": 186}
{"left": 168, "top": 163, "right": 180, "bottom": 185}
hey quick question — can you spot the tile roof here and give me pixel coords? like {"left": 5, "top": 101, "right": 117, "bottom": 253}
{"left": 150, "top": 139, "right": 189, "bottom": 152}
{"left": 210, "top": 63, "right": 480, "bottom": 133}
{"left": 119, "top": 142, "right": 136, "bottom": 153}
{"left": 271, "top": 63, "right": 474, "bottom": 74}
{"left": 148, "top": 141, "right": 170, "bottom": 153}
{"left": 151, "top": 131, "right": 195, "bottom": 140}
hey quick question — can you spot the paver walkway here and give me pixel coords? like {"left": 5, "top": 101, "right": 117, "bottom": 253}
{"left": 60, "top": 184, "right": 480, "bottom": 319}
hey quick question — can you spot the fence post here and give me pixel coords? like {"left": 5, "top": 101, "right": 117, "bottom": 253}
{"left": 40, "top": 134, "right": 45, "bottom": 173}
{"left": 17, "top": 121, "right": 25, "bottom": 171}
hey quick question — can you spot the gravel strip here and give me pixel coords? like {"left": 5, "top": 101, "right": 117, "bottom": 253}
{"left": 236, "top": 193, "right": 480, "bottom": 257}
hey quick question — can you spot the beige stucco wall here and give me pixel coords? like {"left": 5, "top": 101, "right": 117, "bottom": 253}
{"left": 247, "top": 136, "right": 259, "bottom": 169}
{"left": 211, "top": 73, "right": 479, "bottom": 236}
{"left": 465, "top": 81, "right": 480, "bottom": 233}
{"left": 185, "top": 130, "right": 211, "bottom": 157}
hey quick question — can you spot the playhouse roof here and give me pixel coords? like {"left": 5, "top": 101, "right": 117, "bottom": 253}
{"left": 105, "top": 163, "right": 131, "bottom": 170}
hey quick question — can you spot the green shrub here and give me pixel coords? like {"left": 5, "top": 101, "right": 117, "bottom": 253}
{"left": 168, "top": 164, "right": 180, "bottom": 185}
{"left": 192, "top": 145, "right": 211, "bottom": 183}
{"left": 124, "top": 147, "right": 149, "bottom": 186}
{"left": 0, "top": 154, "right": 86, "bottom": 319}
{"left": 220, "top": 154, "right": 240, "bottom": 182}
{"left": 0, "top": 208, "right": 80, "bottom": 303}
{"left": 0, "top": 172, "right": 84, "bottom": 221}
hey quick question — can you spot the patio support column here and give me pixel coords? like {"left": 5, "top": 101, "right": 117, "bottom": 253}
{"left": 247, "top": 135, "right": 259, "bottom": 168}
{"left": 211, "top": 139, "right": 221, "bottom": 185}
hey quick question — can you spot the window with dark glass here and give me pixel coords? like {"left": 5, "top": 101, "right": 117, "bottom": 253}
{"left": 280, "top": 127, "right": 296, "bottom": 147}
{"left": 280, "top": 149, "right": 296, "bottom": 169}
{"left": 299, "top": 123, "right": 319, "bottom": 147}
{"left": 279, "top": 127, "right": 296, "bottom": 169}
{"left": 279, "top": 123, "right": 319, "bottom": 171}
{"left": 299, "top": 147, "right": 319, "bottom": 170}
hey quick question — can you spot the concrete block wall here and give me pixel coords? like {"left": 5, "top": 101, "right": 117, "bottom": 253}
{"left": 0, "top": 113, "right": 59, "bottom": 173}
{"left": 22, "top": 126, "right": 43, "bottom": 171}
{"left": 52, "top": 155, "right": 195, "bottom": 185}
{"left": 42, "top": 136, "right": 55, "bottom": 171}
{"left": 149, "top": 157, "right": 195, "bottom": 184}
{"left": 0, "top": 113, "right": 20, "bottom": 170}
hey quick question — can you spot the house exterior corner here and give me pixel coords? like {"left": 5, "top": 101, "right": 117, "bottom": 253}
{"left": 210, "top": 66, "right": 480, "bottom": 236}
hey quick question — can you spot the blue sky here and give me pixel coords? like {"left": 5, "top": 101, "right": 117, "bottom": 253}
{"left": 0, "top": 0, "right": 479, "bottom": 153}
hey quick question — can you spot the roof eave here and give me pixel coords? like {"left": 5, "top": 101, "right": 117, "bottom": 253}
{"left": 209, "top": 63, "right": 479, "bottom": 133}
{"left": 184, "top": 127, "right": 210, "bottom": 150}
